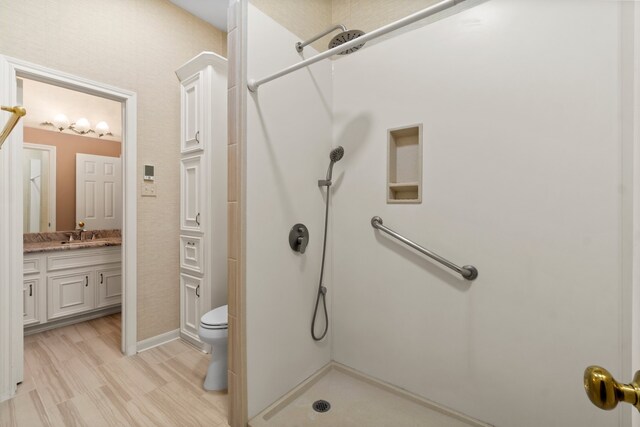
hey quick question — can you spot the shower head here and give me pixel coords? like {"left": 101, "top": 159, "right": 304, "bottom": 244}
{"left": 320, "top": 146, "right": 345, "bottom": 187}
{"left": 329, "top": 146, "right": 344, "bottom": 163}
{"left": 328, "top": 30, "right": 366, "bottom": 55}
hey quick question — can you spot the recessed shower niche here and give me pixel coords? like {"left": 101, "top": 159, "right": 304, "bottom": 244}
{"left": 387, "top": 124, "right": 422, "bottom": 203}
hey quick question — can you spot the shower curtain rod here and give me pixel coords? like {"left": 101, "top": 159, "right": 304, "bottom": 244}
{"left": 247, "top": 0, "right": 467, "bottom": 92}
{"left": 0, "top": 105, "right": 26, "bottom": 149}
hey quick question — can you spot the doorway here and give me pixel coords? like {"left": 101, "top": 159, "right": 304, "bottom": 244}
{"left": 0, "top": 55, "right": 137, "bottom": 400}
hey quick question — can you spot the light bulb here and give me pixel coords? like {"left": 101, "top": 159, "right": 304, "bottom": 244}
{"left": 95, "top": 121, "right": 110, "bottom": 137}
{"left": 74, "top": 118, "right": 91, "bottom": 134}
{"left": 52, "top": 114, "right": 69, "bottom": 131}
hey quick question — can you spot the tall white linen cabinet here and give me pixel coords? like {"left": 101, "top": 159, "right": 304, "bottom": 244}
{"left": 176, "top": 52, "right": 228, "bottom": 349}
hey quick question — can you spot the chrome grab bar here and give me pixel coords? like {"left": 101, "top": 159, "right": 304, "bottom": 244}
{"left": 371, "top": 216, "right": 478, "bottom": 281}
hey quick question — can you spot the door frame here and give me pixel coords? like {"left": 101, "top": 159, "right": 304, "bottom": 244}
{"left": 0, "top": 55, "right": 137, "bottom": 402}
{"left": 23, "top": 142, "right": 56, "bottom": 232}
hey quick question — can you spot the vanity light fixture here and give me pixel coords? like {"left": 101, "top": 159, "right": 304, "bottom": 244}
{"left": 51, "top": 113, "right": 70, "bottom": 131}
{"left": 41, "top": 114, "right": 113, "bottom": 137}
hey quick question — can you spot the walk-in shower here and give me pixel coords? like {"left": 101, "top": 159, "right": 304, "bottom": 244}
{"left": 312, "top": 146, "right": 344, "bottom": 341}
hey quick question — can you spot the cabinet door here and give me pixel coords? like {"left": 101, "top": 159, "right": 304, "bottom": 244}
{"left": 48, "top": 270, "right": 95, "bottom": 320}
{"left": 181, "top": 156, "right": 203, "bottom": 231}
{"left": 180, "top": 273, "right": 201, "bottom": 342}
{"left": 23, "top": 277, "right": 39, "bottom": 326}
{"left": 96, "top": 266, "right": 122, "bottom": 308}
{"left": 181, "top": 72, "right": 203, "bottom": 153}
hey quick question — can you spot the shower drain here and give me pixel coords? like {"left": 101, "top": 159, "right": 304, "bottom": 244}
{"left": 312, "top": 400, "right": 331, "bottom": 413}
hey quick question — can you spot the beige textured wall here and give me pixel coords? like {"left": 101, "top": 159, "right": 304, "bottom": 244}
{"left": 250, "top": 0, "right": 444, "bottom": 53}
{"left": 0, "top": 0, "right": 226, "bottom": 341}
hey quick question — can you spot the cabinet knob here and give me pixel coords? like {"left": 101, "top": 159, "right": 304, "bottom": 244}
{"left": 196, "top": 284, "right": 200, "bottom": 298}
{"left": 85, "top": 276, "right": 89, "bottom": 287}
{"left": 195, "top": 131, "right": 200, "bottom": 144}
{"left": 196, "top": 213, "right": 200, "bottom": 226}
{"left": 100, "top": 273, "right": 104, "bottom": 284}
{"left": 29, "top": 284, "right": 32, "bottom": 297}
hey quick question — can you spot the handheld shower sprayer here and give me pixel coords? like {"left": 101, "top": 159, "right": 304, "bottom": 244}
{"left": 312, "top": 146, "right": 345, "bottom": 341}
{"left": 318, "top": 146, "right": 344, "bottom": 187}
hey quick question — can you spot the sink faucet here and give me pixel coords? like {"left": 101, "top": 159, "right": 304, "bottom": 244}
{"left": 78, "top": 221, "right": 88, "bottom": 242}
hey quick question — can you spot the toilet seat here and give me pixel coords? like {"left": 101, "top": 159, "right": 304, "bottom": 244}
{"left": 200, "top": 305, "right": 228, "bottom": 330}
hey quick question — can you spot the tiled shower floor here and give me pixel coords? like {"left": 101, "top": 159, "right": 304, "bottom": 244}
{"left": 250, "top": 364, "right": 490, "bottom": 427}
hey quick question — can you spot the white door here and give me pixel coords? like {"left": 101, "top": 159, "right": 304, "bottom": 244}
{"left": 96, "top": 266, "right": 122, "bottom": 308}
{"left": 28, "top": 159, "right": 41, "bottom": 232}
{"left": 22, "top": 277, "right": 38, "bottom": 326}
{"left": 181, "top": 72, "right": 202, "bottom": 154}
{"left": 48, "top": 270, "right": 95, "bottom": 320}
{"left": 76, "top": 154, "right": 122, "bottom": 230}
{"left": 180, "top": 273, "right": 201, "bottom": 342}
{"left": 181, "top": 155, "right": 203, "bottom": 231}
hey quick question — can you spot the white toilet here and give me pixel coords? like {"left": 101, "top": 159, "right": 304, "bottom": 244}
{"left": 198, "top": 305, "right": 228, "bottom": 391}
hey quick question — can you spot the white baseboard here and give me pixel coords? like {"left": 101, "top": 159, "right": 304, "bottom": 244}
{"left": 136, "top": 329, "right": 180, "bottom": 353}
{"left": 180, "top": 331, "right": 210, "bottom": 353}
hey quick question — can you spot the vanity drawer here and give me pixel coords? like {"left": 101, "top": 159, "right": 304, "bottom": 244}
{"left": 47, "top": 247, "right": 121, "bottom": 272}
{"left": 180, "top": 235, "right": 203, "bottom": 274}
{"left": 23, "top": 257, "right": 40, "bottom": 275}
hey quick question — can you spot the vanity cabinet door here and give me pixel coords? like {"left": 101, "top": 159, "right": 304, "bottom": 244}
{"left": 181, "top": 155, "right": 203, "bottom": 232}
{"left": 180, "top": 273, "right": 202, "bottom": 342}
{"left": 23, "top": 278, "right": 39, "bottom": 326}
{"left": 96, "top": 266, "right": 122, "bottom": 308}
{"left": 48, "top": 270, "right": 95, "bottom": 320}
{"left": 181, "top": 72, "right": 203, "bottom": 154}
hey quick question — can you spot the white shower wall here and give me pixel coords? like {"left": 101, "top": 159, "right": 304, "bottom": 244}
{"left": 245, "top": 4, "right": 334, "bottom": 418}
{"left": 331, "top": 1, "right": 627, "bottom": 426}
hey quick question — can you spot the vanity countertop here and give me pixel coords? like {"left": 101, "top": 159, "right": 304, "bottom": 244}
{"left": 23, "top": 230, "right": 122, "bottom": 254}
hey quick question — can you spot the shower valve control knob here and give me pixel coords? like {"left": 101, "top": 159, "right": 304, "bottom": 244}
{"left": 289, "top": 223, "right": 309, "bottom": 254}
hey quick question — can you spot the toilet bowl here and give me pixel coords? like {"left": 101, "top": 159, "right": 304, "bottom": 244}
{"left": 198, "top": 305, "right": 228, "bottom": 391}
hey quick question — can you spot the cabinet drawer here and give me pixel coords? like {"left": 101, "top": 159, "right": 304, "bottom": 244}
{"left": 180, "top": 235, "right": 203, "bottom": 274}
{"left": 47, "top": 248, "right": 121, "bottom": 272}
{"left": 23, "top": 257, "right": 40, "bottom": 275}
{"left": 23, "top": 277, "right": 39, "bottom": 326}
{"left": 48, "top": 270, "right": 95, "bottom": 320}
{"left": 96, "top": 267, "right": 122, "bottom": 308}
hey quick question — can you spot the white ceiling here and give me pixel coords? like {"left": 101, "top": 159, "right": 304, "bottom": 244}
{"left": 169, "top": 0, "right": 228, "bottom": 32}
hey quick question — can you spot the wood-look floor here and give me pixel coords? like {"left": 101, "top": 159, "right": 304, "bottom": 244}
{"left": 0, "top": 314, "right": 229, "bottom": 427}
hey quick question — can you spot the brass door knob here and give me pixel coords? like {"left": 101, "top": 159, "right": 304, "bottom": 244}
{"left": 584, "top": 366, "right": 640, "bottom": 411}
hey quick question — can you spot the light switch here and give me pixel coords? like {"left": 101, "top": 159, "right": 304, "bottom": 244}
{"left": 142, "top": 183, "right": 157, "bottom": 197}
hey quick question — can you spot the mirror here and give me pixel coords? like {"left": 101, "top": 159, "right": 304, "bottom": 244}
{"left": 21, "top": 78, "right": 123, "bottom": 233}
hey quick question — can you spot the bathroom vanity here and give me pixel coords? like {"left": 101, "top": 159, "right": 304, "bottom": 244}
{"left": 23, "top": 231, "right": 122, "bottom": 333}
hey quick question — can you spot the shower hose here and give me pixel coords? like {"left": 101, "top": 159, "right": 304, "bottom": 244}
{"left": 311, "top": 185, "right": 331, "bottom": 341}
